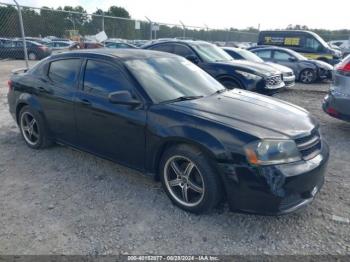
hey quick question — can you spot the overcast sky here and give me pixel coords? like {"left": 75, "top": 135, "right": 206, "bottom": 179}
{"left": 3, "top": 0, "right": 348, "bottom": 30}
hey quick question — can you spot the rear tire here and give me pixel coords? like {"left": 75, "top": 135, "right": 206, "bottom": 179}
{"left": 159, "top": 144, "right": 222, "bottom": 214}
{"left": 19, "top": 106, "right": 53, "bottom": 149}
{"left": 299, "top": 69, "right": 316, "bottom": 84}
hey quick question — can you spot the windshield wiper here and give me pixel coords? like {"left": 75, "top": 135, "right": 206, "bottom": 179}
{"left": 160, "top": 95, "right": 203, "bottom": 104}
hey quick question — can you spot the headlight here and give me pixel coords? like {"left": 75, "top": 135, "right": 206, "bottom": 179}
{"left": 244, "top": 139, "right": 301, "bottom": 165}
{"left": 236, "top": 70, "right": 262, "bottom": 81}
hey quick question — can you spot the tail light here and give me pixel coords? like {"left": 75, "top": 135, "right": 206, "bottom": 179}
{"left": 336, "top": 58, "right": 350, "bottom": 76}
{"left": 326, "top": 107, "right": 339, "bottom": 117}
{"left": 7, "top": 80, "right": 13, "bottom": 91}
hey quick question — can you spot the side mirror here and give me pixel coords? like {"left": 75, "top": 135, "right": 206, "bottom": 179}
{"left": 288, "top": 57, "right": 297, "bottom": 62}
{"left": 108, "top": 90, "right": 141, "bottom": 106}
{"left": 185, "top": 55, "right": 200, "bottom": 64}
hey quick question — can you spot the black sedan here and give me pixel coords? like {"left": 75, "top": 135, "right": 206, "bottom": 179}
{"left": 223, "top": 47, "right": 296, "bottom": 87}
{"left": 8, "top": 49, "right": 329, "bottom": 215}
{"left": 0, "top": 40, "right": 52, "bottom": 60}
{"left": 143, "top": 40, "right": 285, "bottom": 94}
{"left": 250, "top": 46, "right": 333, "bottom": 84}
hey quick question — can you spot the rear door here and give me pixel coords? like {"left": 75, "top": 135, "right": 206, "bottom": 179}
{"left": 75, "top": 59, "right": 147, "bottom": 169}
{"left": 39, "top": 58, "right": 82, "bottom": 144}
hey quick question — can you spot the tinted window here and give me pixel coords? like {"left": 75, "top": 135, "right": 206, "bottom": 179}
{"left": 48, "top": 59, "right": 81, "bottom": 87}
{"left": 125, "top": 56, "right": 224, "bottom": 103}
{"left": 255, "top": 50, "right": 272, "bottom": 59}
{"left": 149, "top": 44, "right": 173, "bottom": 53}
{"left": 83, "top": 60, "right": 129, "bottom": 97}
{"left": 173, "top": 44, "right": 195, "bottom": 57}
{"left": 3, "top": 41, "right": 15, "bottom": 48}
{"left": 305, "top": 37, "right": 322, "bottom": 51}
{"left": 273, "top": 51, "right": 293, "bottom": 61}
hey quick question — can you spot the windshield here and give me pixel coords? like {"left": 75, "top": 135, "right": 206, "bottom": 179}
{"left": 125, "top": 56, "right": 225, "bottom": 103}
{"left": 191, "top": 42, "right": 233, "bottom": 63}
{"left": 237, "top": 49, "right": 264, "bottom": 63}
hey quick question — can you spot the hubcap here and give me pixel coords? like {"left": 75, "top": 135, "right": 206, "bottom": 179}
{"left": 164, "top": 155, "right": 205, "bottom": 207}
{"left": 20, "top": 112, "right": 39, "bottom": 146}
{"left": 28, "top": 53, "right": 36, "bottom": 60}
{"left": 301, "top": 70, "right": 314, "bottom": 83}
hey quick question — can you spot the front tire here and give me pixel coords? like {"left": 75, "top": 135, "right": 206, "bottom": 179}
{"left": 299, "top": 69, "right": 316, "bottom": 84}
{"left": 160, "top": 144, "right": 222, "bottom": 214}
{"left": 19, "top": 106, "right": 53, "bottom": 149}
{"left": 220, "top": 79, "right": 242, "bottom": 89}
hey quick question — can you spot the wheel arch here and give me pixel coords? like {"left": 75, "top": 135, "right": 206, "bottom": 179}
{"left": 150, "top": 130, "right": 228, "bottom": 181}
{"left": 216, "top": 74, "right": 244, "bottom": 89}
{"left": 15, "top": 93, "right": 45, "bottom": 124}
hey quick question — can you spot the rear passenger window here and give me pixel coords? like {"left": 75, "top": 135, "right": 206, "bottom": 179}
{"left": 48, "top": 59, "right": 81, "bottom": 87}
{"left": 83, "top": 60, "right": 130, "bottom": 97}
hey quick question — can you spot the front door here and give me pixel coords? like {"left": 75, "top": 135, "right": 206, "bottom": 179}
{"left": 75, "top": 59, "right": 147, "bottom": 170}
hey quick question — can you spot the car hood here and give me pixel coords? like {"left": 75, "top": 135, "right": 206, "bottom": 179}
{"left": 170, "top": 89, "right": 317, "bottom": 139}
{"left": 265, "top": 62, "right": 294, "bottom": 74}
{"left": 216, "top": 59, "right": 281, "bottom": 77}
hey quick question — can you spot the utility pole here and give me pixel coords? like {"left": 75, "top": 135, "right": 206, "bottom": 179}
{"left": 145, "top": 17, "right": 152, "bottom": 40}
{"left": 180, "top": 21, "right": 186, "bottom": 38}
{"left": 13, "top": 0, "right": 28, "bottom": 68}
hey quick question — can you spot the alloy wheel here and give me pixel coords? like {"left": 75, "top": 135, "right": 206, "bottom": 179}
{"left": 20, "top": 111, "right": 40, "bottom": 146}
{"left": 164, "top": 155, "right": 205, "bottom": 207}
{"left": 300, "top": 70, "right": 314, "bottom": 83}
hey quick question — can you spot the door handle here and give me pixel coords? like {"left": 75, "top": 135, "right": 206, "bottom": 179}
{"left": 38, "top": 86, "right": 50, "bottom": 93}
{"left": 79, "top": 98, "right": 92, "bottom": 106}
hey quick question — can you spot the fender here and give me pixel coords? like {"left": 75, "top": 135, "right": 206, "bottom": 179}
{"left": 146, "top": 125, "right": 231, "bottom": 174}
{"left": 15, "top": 93, "right": 46, "bottom": 123}
{"left": 216, "top": 74, "right": 244, "bottom": 88}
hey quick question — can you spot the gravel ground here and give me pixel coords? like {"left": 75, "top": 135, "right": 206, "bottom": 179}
{"left": 0, "top": 60, "right": 349, "bottom": 255}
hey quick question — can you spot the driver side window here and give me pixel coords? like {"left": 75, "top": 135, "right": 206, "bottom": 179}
{"left": 305, "top": 38, "right": 322, "bottom": 52}
{"left": 273, "top": 51, "right": 293, "bottom": 61}
{"left": 83, "top": 60, "right": 131, "bottom": 98}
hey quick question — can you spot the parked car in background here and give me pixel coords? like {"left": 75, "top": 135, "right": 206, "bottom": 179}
{"left": 251, "top": 46, "right": 333, "bottom": 84}
{"left": 223, "top": 47, "right": 295, "bottom": 87}
{"left": 144, "top": 40, "right": 285, "bottom": 94}
{"left": 0, "top": 40, "right": 51, "bottom": 60}
{"left": 323, "top": 55, "right": 350, "bottom": 121}
{"left": 328, "top": 40, "right": 350, "bottom": 56}
{"left": 106, "top": 42, "right": 136, "bottom": 49}
{"left": 258, "top": 30, "right": 342, "bottom": 65}
{"left": 46, "top": 41, "right": 76, "bottom": 51}
{"left": 7, "top": 49, "right": 329, "bottom": 215}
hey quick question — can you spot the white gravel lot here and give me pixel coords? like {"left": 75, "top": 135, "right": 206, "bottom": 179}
{"left": 0, "top": 60, "right": 349, "bottom": 255}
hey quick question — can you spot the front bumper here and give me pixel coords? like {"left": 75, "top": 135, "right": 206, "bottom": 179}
{"left": 318, "top": 68, "right": 333, "bottom": 80}
{"left": 218, "top": 141, "right": 329, "bottom": 215}
{"left": 282, "top": 75, "right": 296, "bottom": 87}
{"left": 323, "top": 90, "right": 350, "bottom": 121}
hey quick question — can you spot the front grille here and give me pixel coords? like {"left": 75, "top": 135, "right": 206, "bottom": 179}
{"left": 266, "top": 75, "right": 283, "bottom": 87}
{"left": 295, "top": 129, "right": 322, "bottom": 160}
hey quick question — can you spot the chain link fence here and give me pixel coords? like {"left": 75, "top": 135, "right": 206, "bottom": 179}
{"left": 0, "top": 1, "right": 260, "bottom": 67}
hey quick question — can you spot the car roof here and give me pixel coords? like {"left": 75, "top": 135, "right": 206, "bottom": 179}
{"left": 144, "top": 39, "right": 211, "bottom": 48}
{"left": 251, "top": 46, "right": 292, "bottom": 52}
{"left": 50, "top": 48, "right": 178, "bottom": 60}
